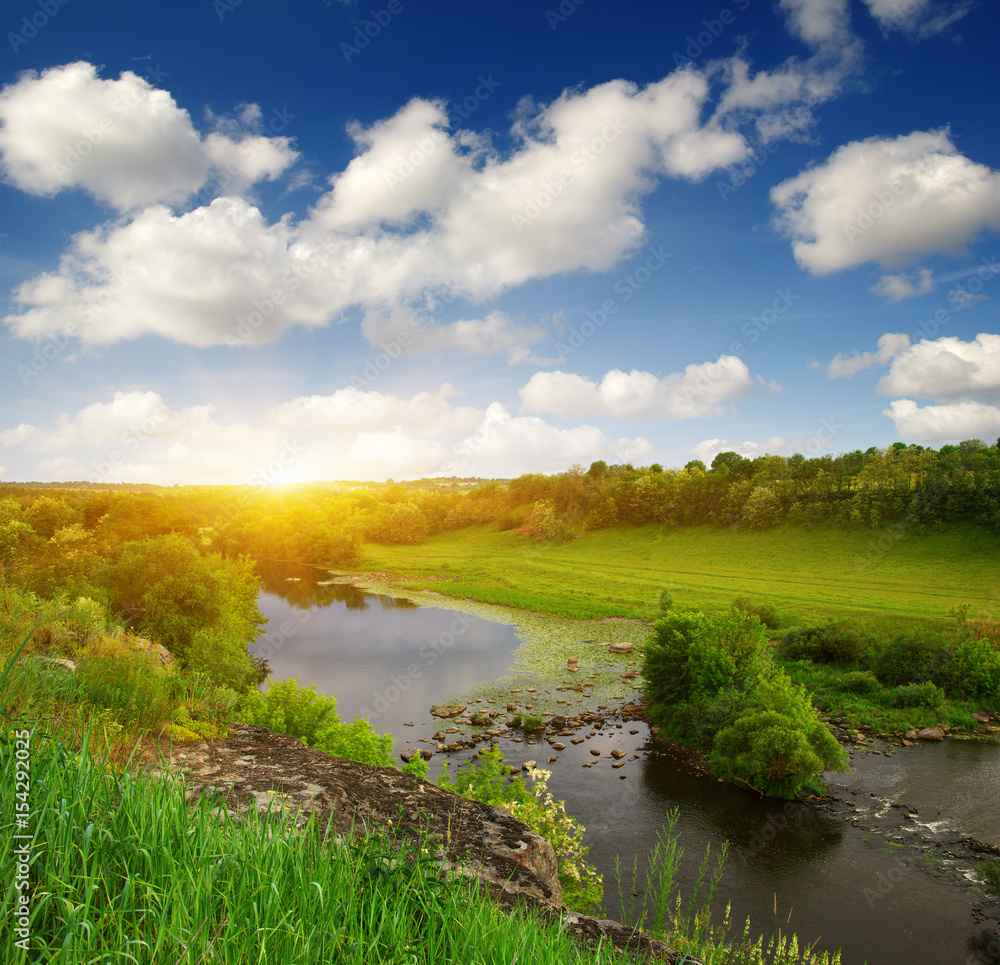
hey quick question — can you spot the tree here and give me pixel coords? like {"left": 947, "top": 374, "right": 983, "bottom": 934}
{"left": 684, "top": 459, "right": 706, "bottom": 473}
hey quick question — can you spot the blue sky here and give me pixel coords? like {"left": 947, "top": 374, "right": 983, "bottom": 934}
{"left": 0, "top": 0, "right": 998, "bottom": 484}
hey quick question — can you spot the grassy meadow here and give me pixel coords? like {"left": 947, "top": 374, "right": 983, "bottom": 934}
{"left": 348, "top": 521, "right": 998, "bottom": 629}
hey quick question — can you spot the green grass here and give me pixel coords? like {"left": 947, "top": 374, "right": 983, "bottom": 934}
{"left": 347, "top": 521, "right": 998, "bottom": 627}
{"left": 1, "top": 729, "right": 639, "bottom": 965}
{"left": 778, "top": 658, "right": 979, "bottom": 733}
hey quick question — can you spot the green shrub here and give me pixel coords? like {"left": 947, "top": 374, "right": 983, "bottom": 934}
{"left": 889, "top": 681, "right": 944, "bottom": 709}
{"left": 839, "top": 670, "right": 882, "bottom": 694}
{"left": 942, "top": 636, "right": 1000, "bottom": 700}
{"left": 731, "top": 596, "right": 782, "bottom": 630}
{"left": 708, "top": 673, "right": 848, "bottom": 798}
{"left": 439, "top": 747, "right": 602, "bottom": 913}
{"left": 980, "top": 858, "right": 1000, "bottom": 894}
{"left": 872, "top": 629, "right": 950, "bottom": 687}
{"left": 239, "top": 678, "right": 393, "bottom": 767}
{"left": 779, "top": 622, "right": 874, "bottom": 664}
{"left": 658, "top": 587, "right": 674, "bottom": 611}
{"left": 644, "top": 608, "right": 770, "bottom": 714}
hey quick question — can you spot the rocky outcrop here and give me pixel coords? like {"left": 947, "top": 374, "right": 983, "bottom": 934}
{"left": 141, "top": 723, "right": 698, "bottom": 963}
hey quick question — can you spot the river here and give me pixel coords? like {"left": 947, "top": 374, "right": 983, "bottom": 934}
{"left": 248, "top": 562, "right": 1000, "bottom": 965}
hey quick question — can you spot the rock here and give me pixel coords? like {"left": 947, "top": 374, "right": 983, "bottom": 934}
{"left": 130, "top": 636, "right": 176, "bottom": 669}
{"left": 548, "top": 757, "right": 558, "bottom": 763}
{"left": 607, "top": 642, "right": 634, "bottom": 654}
{"left": 445, "top": 727, "right": 460, "bottom": 734}
{"left": 571, "top": 738, "right": 584, "bottom": 745}
{"left": 905, "top": 730, "right": 918, "bottom": 739}
{"left": 36, "top": 655, "right": 77, "bottom": 672}
{"left": 972, "top": 712, "right": 990, "bottom": 723}
{"left": 917, "top": 727, "right": 945, "bottom": 741}
{"left": 148, "top": 724, "right": 562, "bottom": 906}
{"left": 522, "top": 761, "right": 537, "bottom": 772}
{"left": 506, "top": 703, "right": 517, "bottom": 712}
{"left": 612, "top": 761, "right": 625, "bottom": 769}
{"left": 567, "top": 657, "right": 579, "bottom": 670}
{"left": 610, "top": 749, "right": 626, "bottom": 760}
{"left": 432, "top": 705, "right": 467, "bottom": 719}
{"left": 552, "top": 743, "right": 566, "bottom": 751}
{"left": 589, "top": 749, "right": 601, "bottom": 757}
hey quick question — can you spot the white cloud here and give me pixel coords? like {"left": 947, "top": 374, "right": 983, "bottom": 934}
{"left": 4, "top": 198, "right": 333, "bottom": 347}
{"left": 267, "top": 385, "right": 482, "bottom": 438}
{"left": 871, "top": 267, "right": 935, "bottom": 301}
{"left": 0, "top": 386, "right": 652, "bottom": 484}
{"left": 861, "top": 0, "right": 973, "bottom": 38}
{"left": 3, "top": 65, "right": 751, "bottom": 349}
{"left": 779, "top": 0, "right": 852, "bottom": 47}
{"left": 519, "top": 358, "right": 779, "bottom": 419}
{"left": 0, "top": 62, "right": 296, "bottom": 212}
{"left": 360, "top": 306, "right": 547, "bottom": 362}
{"left": 693, "top": 430, "right": 836, "bottom": 462}
{"left": 771, "top": 130, "right": 1000, "bottom": 274}
{"left": 693, "top": 436, "right": 792, "bottom": 462}
{"left": 877, "top": 333, "right": 1000, "bottom": 399}
{"left": 882, "top": 399, "right": 1000, "bottom": 444}
{"left": 449, "top": 402, "right": 652, "bottom": 475}
{"left": 826, "top": 332, "right": 911, "bottom": 378}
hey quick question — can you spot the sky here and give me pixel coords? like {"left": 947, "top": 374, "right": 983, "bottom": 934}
{"left": 0, "top": 0, "right": 998, "bottom": 486}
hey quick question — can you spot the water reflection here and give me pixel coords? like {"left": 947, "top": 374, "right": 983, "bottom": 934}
{"left": 254, "top": 559, "right": 420, "bottom": 612}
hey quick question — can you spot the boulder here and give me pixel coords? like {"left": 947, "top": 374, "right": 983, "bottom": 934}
{"left": 432, "top": 705, "right": 467, "bottom": 718}
{"left": 916, "top": 727, "right": 945, "bottom": 741}
{"left": 146, "top": 724, "right": 562, "bottom": 905}
{"left": 400, "top": 746, "right": 421, "bottom": 763}
{"left": 607, "top": 642, "right": 634, "bottom": 654}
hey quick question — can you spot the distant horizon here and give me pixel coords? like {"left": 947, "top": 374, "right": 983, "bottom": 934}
{"left": 2, "top": 1, "right": 998, "bottom": 486}
{"left": 2, "top": 435, "right": 996, "bottom": 490}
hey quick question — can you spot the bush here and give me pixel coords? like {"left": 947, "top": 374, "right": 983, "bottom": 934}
{"left": 239, "top": 678, "right": 393, "bottom": 767}
{"left": 658, "top": 587, "right": 674, "bottom": 612}
{"left": 644, "top": 608, "right": 771, "bottom": 715}
{"left": 942, "top": 636, "right": 1000, "bottom": 701}
{"left": 872, "top": 630, "right": 950, "bottom": 687}
{"left": 779, "top": 622, "right": 874, "bottom": 664}
{"left": 731, "top": 596, "right": 782, "bottom": 630}
{"left": 840, "top": 670, "right": 881, "bottom": 694}
{"left": 889, "top": 681, "right": 944, "bottom": 709}
{"left": 708, "top": 673, "right": 848, "bottom": 798}
{"left": 438, "top": 747, "right": 602, "bottom": 912}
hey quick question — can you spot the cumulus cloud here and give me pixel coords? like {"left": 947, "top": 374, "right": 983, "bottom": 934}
{"left": 0, "top": 62, "right": 297, "bottom": 212}
{"left": 0, "top": 387, "right": 652, "bottom": 484}
{"left": 877, "top": 333, "right": 1000, "bottom": 399}
{"left": 826, "top": 332, "right": 911, "bottom": 378}
{"left": 771, "top": 130, "right": 1000, "bottom": 274}
{"left": 2, "top": 64, "right": 749, "bottom": 350}
{"left": 519, "top": 358, "right": 779, "bottom": 420}
{"left": 871, "top": 268, "right": 935, "bottom": 301}
{"left": 882, "top": 399, "right": 1000, "bottom": 444}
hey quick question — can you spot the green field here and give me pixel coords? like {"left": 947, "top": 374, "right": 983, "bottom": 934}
{"left": 348, "top": 521, "right": 999, "bottom": 628}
